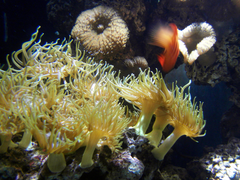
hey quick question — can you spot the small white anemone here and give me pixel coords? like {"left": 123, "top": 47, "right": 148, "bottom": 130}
{"left": 178, "top": 22, "right": 216, "bottom": 65}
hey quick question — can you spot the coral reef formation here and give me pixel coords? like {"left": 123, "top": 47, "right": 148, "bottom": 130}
{"left": 190, "top": 137, "right": 240, "bottom": 180}
{"left": 4, "top": 0, "right": 240, "bottom": 179}
{"left": 71, "top": 5, "right": 129, "bottom": 56}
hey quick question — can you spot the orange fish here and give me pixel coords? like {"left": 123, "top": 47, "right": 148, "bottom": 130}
{"left": 149, "top": 23, "right": 179, "bottom": 73}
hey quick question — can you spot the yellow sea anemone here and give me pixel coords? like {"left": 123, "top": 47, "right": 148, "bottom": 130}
{"left": 74, "top": 96, "right": 131, "bottom": 168}
{"left": 110, "top": 68, "right": 174, "bottom": 136}
{"left": 0, "top": 69, "right": 40, "bottom": 153}
{"left": 151, "top": 81, "right": 206, "bottom": 161}
{"left": 178, "top": 22, "right": 216, "bottom": 65}
{"left": 0, "top": 112, "right": 24, "bottom": 153}
{"left": 145, "top": 81, "right": 190, "bottom": 148}
{"left": 71, "top": 5, "right": 129, "bottom": 56}
{"left": 9, "top": 26, "right": 89, "bottom": 84}
{"left": 14, "top": 79, "right": 88, "bottom": 173}
{"left": 1, "top": 26, "right": 131, "bottom": 172}
{"left": 69, "top": 59, "right": 118, "bottom": 103}
{"left": 145, "top": 107, "right": 173, "bottom": 148}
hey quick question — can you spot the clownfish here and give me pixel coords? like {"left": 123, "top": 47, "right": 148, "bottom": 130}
{"left": 149, "top": 23, "right": 179, "bottom": 73}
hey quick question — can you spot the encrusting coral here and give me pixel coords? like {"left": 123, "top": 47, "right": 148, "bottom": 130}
{"left": 71, "top": 5, "right": 129, "bottom": 56}
{"left": 0, "top": 27, "right": 206, "bottom": 174}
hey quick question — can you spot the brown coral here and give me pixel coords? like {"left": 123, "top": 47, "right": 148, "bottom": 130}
{"left": 71, "top": 5, "right": 129, "bottom": 56}
{"left": 123, "top": 56, "right": 149, "bottom": 75}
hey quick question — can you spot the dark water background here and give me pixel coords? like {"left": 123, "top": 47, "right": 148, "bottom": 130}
{"left": 0, "top": 0, "right": 58, "bottom": 64}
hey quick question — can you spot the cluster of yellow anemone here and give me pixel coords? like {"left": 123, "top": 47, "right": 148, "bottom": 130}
{"left": 0, "top": 27, "right": 131, "bottom": 173}
{"left": 110, "top": 69, "right": 206, "bottom": 160}
{"left": 0, "top": 68, "right": 38, "bottom": 153}
{"left": 151, "top": 81, "right": 206, "bottom": 160}
{"left": 0, "top": 27, "right": 206, "bottom": 173}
